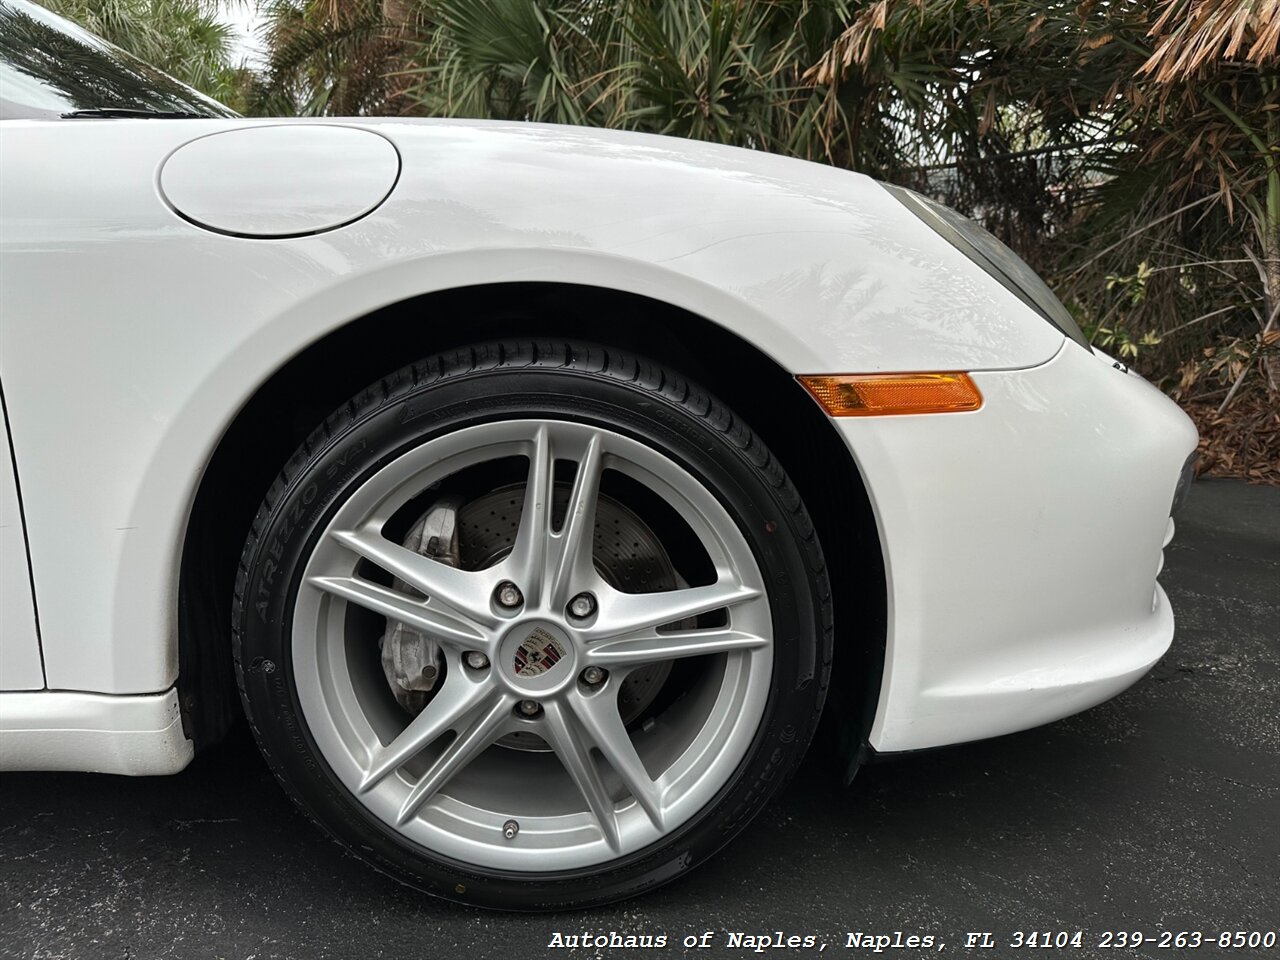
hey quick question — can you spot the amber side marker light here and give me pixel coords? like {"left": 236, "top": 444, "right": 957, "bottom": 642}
{"left": 797, "top": 372, "right": 983, "bottom": 417}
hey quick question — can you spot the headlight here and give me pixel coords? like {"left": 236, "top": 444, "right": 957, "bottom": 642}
{"left": 881, "top": 183, "right": 1091, "bottom": 350}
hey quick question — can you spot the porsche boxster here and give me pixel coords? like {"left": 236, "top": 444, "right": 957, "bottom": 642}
{"left": 0, "top": 0, "right": 1198, "bottom": 909}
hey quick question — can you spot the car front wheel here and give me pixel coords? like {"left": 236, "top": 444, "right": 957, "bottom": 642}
{"left": 234, "top": 340, "right": 831, "bottom": 909}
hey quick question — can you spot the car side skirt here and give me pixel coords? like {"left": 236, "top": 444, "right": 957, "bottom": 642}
{"left": 0, "top": 688, "right": 193, "bottom": 775}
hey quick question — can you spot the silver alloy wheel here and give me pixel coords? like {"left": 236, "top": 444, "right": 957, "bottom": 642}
{"left": 292, "top": 419, "right": 773, "bottom": 872}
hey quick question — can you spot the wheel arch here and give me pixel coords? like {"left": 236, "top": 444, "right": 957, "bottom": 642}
{"left": 177, "top": 281, "right": 886, "bottom": 766}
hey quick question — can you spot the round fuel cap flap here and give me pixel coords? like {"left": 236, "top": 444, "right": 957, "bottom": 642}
{"left": 159, "top": 124, "right": 400, "bottom": 238}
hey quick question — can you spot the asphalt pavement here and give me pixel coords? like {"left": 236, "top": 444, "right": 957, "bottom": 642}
{"left": 2, "top": 478, "right": 1277, "bottom": 959}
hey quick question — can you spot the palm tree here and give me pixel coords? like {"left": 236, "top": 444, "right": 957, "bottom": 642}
{"left": 1133, "top": 0, "right": 1279, "bottom": 401}
{"left": 1035, "top": 0, "right": 1278, "bottom": 403}
{"left": 252, "top": 0, "right": 421, "bottom": 115}
{"left": 399, "top": 0, "right": 973, "bottom": 175}
{"left": 43, "top": 0, "right": 249, "bottom": 106}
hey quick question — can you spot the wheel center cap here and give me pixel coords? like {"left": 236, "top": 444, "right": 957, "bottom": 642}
{"left": 498, "top": 619, "right": 576, "bottom": 693}
{"left": 513, "top": 624, "right": 567, "bottom": 678}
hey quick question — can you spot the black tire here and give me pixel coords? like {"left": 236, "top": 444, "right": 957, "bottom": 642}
{"left": 233, "top": 340, "right": 832, "bottom": 910}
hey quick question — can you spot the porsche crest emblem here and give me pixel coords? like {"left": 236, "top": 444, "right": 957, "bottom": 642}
{"left": 513, "top": 627, "right": 566, "bottom": 677}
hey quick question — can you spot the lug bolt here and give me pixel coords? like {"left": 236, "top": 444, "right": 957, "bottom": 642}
{"left": 518, "top": 699, "right": 542, "bottom": 717}
{"left": 464, "top": 651, "right": 489, "bottom": 670}
{"left": 502, "top": 819, "right": 519, "bottom": 840}
{"left": 495, "top": 581, "right": 524, "bottom": 609}
{"left": 581, "top": 666, "right": 607, "bottom": 686}
{"left": 568, "top": 592, "right": 597, "bottom": 619}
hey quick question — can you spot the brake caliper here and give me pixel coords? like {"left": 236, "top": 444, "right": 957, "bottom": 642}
{"left": 379, "top": 496, "right": 463, "bottom": 714}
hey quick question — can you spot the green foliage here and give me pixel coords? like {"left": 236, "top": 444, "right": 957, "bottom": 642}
{"left": 1018, "top": 0, "right": 1280, "bottom": 406}
{"left": 1089, "top": 262, "right": 1163, "bottom": 360}
{"left": 42, "top": 0, "right": 252, "bottom": 108}
{"left": 398, "top": 0, "right": 1003, "bottom": 176}
{"left": 253, "top": 0, "right": 399, "bottom": 116}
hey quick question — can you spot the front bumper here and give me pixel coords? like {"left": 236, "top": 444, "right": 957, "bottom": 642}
{"left": 836, "top": 341, "right": 1199, "bottom": 752}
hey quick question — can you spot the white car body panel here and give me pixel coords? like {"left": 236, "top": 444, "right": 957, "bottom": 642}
{"left": 0, "top": 116, "right": 1196, "bottom": 771}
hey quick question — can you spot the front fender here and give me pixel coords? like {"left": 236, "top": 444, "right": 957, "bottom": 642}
{"left": 1, "top": 117, "right": 1062, "bottom": 693}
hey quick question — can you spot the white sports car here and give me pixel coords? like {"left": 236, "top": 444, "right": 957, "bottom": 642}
{"left": 0, "top": 1, "right": 1198, "bottom": 909}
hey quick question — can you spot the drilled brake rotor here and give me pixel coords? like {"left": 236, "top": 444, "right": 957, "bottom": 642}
{"left": 391, "top": 483, "right": 677, "bottom": 751}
